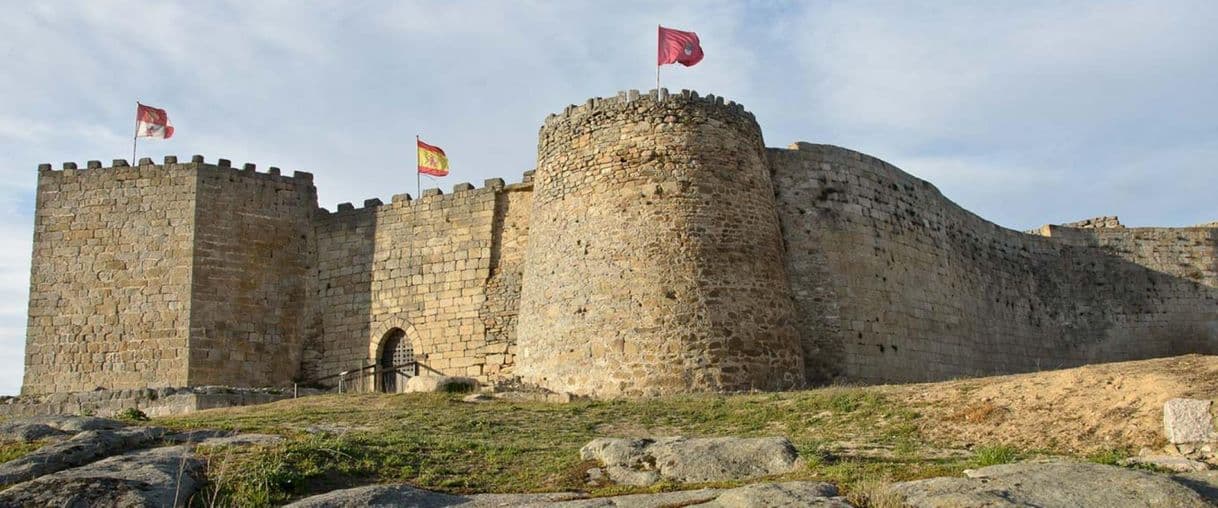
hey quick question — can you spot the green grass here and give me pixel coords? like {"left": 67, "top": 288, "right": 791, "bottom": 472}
{"left": 0, "top": 441, "right": 45, "bottom": 463}
{"left": 971, "top": 445, "right": 1021, "bottom": 467}
{"left": 154, "top": 389, "right": 1035, "bottom": 507}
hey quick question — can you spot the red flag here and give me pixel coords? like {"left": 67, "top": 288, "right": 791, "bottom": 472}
{"left": 136, "top": 103, "right": 174, "bottom": 139}
{"left": 658, "top": 26, "right": 703, "bottom": 67}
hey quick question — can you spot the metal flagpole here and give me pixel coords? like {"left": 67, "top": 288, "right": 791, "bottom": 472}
{"left": 132, "top": 101, "right": 141, "bottom": 163}
{"left": 656, "top": 25, "right": 661, "bottom": 93}
{"left": 416, "top": 135, "right": 421, "bottom": 199}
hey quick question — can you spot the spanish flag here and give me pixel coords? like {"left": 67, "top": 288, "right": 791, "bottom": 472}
{"left": 417, "top": 139, "right": 449, "bottom": 177}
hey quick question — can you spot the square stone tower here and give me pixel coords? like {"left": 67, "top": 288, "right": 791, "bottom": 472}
{"left": 23, "top": 157, "right": 317, "bottom": 395}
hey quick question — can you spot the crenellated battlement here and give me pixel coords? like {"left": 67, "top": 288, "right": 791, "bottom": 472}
{"left": 541, "top": 88, "right": 755, "bottom": 134}
{"left": 36, "top": 155, "right": 315, "bottom": 187}
{"left": 318, "top": 169, "right": 534, "bottom": 216}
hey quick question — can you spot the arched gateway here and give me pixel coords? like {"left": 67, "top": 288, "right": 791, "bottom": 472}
{"left": 378, "top": 328, "right": 417, "bottom": 393}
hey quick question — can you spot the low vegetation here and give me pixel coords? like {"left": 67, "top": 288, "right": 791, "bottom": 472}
{"left": 149, "top": 387, "right": 1077, "bottom": 506}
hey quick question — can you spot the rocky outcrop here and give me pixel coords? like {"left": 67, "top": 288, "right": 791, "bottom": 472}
{"left": 887, "top": 460, "right": 1210, "bottom": 507}
{"left": 284, "top": 481, "right": 848, "bottom": 507}
{"left": 0, "top": 416, "right": 271, "bottom": 508}
{"left": 580, "top": 436, "right": 801, "bottom": 486}
{"left": 0, "top": 445, "right": 203, "bottom": 508}
{"left": 0, "top": 426, "right": 166, "bottom": 485}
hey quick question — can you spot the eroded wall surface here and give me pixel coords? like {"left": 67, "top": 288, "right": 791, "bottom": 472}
{"left": 24, "top": 160, "right": 197, "bottom": 394}
{"left": 771, "top": 143, "right": 1218, "bottom": 383}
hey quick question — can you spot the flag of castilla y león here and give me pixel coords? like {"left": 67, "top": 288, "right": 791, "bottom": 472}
{"left": 135, "top": 103, "right": 174, "bottom": 139}
{"left": 658, "top": 25, "right": 704, "bottom": 67}
{"left": 417, "top": 139, "right": 450, "bottom": 177}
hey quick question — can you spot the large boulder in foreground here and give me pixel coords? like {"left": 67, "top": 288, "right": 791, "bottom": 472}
{"left": 887, "top": 460, "right": 1209, "bottom": 507}
{"left": 0, "top": 445, "right": 203, "bottom": 508}
{"left": 284, "top": 481, "right": 847, "bottom": 507}
{"left": 579, "top": 436, "right": 801, "bottom": 486}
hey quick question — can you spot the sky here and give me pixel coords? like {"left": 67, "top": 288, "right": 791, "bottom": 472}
{"left": 1, "top": 1, "right": 1215, "bottom": 395}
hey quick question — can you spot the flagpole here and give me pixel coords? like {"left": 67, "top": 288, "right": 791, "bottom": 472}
{"left": 656, "top": 25, "right": 661, "bottom": 93}
{"left": 132, "top": 101, "right": 140, "bottom": 164}
{"left": 416, "top": 134, "right": 421, "bottom": 199}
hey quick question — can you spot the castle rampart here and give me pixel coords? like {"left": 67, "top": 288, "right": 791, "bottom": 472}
{"left": 770, "top": 143, "right": 1218, "bottom": 383}
{"left": 516, "top": 90, "right": 804, "bottom": 396}
{"left": 19, "top": 91, "right": 1218, "bottom": 401}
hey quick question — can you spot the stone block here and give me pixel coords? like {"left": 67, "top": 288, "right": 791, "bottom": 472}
{"left": 1166, "top": 399, "right": 1216, "bottom": 444}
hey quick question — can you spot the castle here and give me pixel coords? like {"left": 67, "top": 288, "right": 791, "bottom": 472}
{"left": 22, "top": 90, "right": 1218, "bottom": 397}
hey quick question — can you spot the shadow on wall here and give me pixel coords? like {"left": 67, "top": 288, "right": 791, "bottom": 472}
{"left": 301, "top": 202, "right": 378, "bottom": 388}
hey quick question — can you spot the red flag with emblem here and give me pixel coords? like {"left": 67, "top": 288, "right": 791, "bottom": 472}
{"left": 135, "top": 103, "right": 174, "bottom": 139}
{"left": 658, "top": 26, "right": 704, "bottom": 67}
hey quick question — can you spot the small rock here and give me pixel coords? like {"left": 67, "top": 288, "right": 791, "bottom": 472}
{"left": 546, "top": 392, "right": 574, "bottom": 403}
{"left": 580, "top": 436, "right": 800, "bottom": 486}
{"left": 1122, "top": 455, "right": 1209, "bottom": 473}
{"left": 700, "top": 482, "right": 849, "bottom": 507}
{"left": 586, "top": 467, "right": 604, "bottom": 482}
{"left": 604, "top": 465, "right": 662, "bottom": 486}
{"left": 196, "top": 433, "right": 285, "bottom": 447}
{"left": 404, "top": 375, "right": 479, "bottom": 393}
{"left": 1165, "top": 399, "right": 1217, "bottom": 444}
{"left": 462, "top": 393, "right": 495, "bottom": 403}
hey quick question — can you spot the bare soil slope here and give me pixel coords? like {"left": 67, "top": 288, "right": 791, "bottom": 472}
{"left": 892, "top": 354, "right": 1218, "bottom": 452}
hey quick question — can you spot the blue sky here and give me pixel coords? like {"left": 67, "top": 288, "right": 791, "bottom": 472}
{"left": 1, "top": 1, "right": 1215, "bottom": 395}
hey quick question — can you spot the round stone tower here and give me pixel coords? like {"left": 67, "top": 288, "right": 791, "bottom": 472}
{"left": 516, "top": 89, "right": 804, "bottom": 397}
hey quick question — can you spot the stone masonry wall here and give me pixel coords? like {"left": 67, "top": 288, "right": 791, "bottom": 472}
{"left": 770, "top": 143, "right": 1218, "bottom": 383}
{"left": 186, "top": 161, "right": 318, "bottom": 387}
{"left": 307, "top": 206, "right": 376, "bottom": 382}
{"left": 308, "top": 177, "right": 531, "bottom": 386}
{"left": 24, "top": 159, "right": 197, "bottom": 395}
{"left": 1038, "top": 225, "right": 1217, "bottom": 288}
{"left": 478, "top": 181, "right": 532, "bottom": 378}
{"left": 517, "top": 89, "right": 804, "bottom": 396}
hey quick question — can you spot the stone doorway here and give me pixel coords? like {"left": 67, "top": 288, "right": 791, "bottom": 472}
{"left": 378, "top": 328, "right": 417, "bottom": 393}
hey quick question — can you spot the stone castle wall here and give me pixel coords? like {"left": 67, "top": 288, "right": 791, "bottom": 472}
{"left": 24, "top": 159, "right": 197, "bottom": 394}
{"left": 306, "top": 177, "right": 532, "bottom": 385}
{"left": 1038, "top": 225, "right": 1218, "bottom": 287}
{"left": 516, "top": 90, "right": 804, "bottom": 396}
{"left": 21, "top": 90, "right": 1218, "bottom": 399}
{"left": 23, "top": 158, "right": 318, "bottom": 395}
{"left": 770, "top": 143, "right": 1218, "bottom": 383}
{"left": 185, "top": 162, "right": 318, "bottom": 387}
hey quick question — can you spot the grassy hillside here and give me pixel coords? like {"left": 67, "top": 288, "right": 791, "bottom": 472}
{"left": 159, "top": 388, "right": 1042, "bottom": 506}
